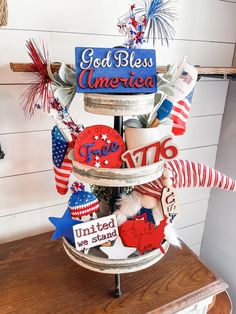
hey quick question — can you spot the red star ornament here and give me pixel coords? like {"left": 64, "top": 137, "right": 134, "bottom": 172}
{"left": 131, "top": 17, "right": 138, "bottom": 29}
{"left": 131, "top": 4, "right": 136, "bottom": 10}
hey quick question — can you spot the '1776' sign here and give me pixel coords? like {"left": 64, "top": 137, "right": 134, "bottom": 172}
{"left": 75, "top": 47, "right": 157, "bottom": 94}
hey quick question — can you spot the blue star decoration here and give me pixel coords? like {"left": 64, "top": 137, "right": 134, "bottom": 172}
{"left": 49, "top": 208, "right": 82, "bottom": 245}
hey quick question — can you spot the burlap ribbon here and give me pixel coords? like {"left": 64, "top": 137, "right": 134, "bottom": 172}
{"left": 0, "top": 0, "right": 8, "bottom": 27}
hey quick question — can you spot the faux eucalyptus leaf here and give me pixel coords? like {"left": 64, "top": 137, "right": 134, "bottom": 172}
{"left": 59, "top": 63, "right": 76, "bottom": 85}
{"left": 154, "top": 92, "right": 163, "bottom": 106}
{"left": 47, "top": 63, "right": 64, "bottom": 86}
{"left": 123, "top": 118, "right": 143, "bottom": 128}
{"left": 159, "top": 85, "right": 174, "bottom": 97}
{"left": 52, "top": 72, "right": 66, "bottom": 86}
{"left": 50, "top": 63, "right": 77, "bottom": 108}
{"left": 163, "top": 73, "right": 173, "bottom": 81}
{"left": 137, "top": 114, "right": 150, "bottom": 128}
{"left": 53, "top": 86, "right": 76, "bottom": 108}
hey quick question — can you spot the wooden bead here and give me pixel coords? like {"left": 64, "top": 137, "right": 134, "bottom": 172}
{"left": 162, "top": 178, "right": 173, "bottom": 188}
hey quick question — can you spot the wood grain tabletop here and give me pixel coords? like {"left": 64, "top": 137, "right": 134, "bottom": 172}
{"left": 0, "top": 232, "right": 228, "bottom": 314}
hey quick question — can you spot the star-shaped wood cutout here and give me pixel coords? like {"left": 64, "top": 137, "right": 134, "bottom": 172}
{"left": 100, "top": 237, "right": 136, "bottom": 259}
{"left": 94, "top": 161, "right": 101, "bottom": 168}
{"left": 131, "top": 17, "right": 138, "bottom": 29}
{"left": 101, "top": 134, "right": 108, "bottom": 141}
{"left": 49, "top": 208, "right": 82, "bottom": 244}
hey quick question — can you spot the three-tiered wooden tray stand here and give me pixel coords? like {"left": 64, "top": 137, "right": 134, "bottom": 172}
{"left": 10, "top": 63, "right": 236, "bottom": 298}
{"left": 66, "top": 92, "right": 166, "bottom": 297}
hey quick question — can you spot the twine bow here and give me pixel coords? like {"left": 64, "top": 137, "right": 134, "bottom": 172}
{"left": 0, "top": 0, "right": 8, "bottom": 27}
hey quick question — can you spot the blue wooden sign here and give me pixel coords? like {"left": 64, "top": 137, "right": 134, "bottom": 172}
{"left": 75, "top": 47, "right": 157, "bottom": 94}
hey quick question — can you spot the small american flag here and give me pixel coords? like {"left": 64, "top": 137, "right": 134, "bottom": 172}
{"left": 180, "top": 71, "right": 193, "bottom": 84}
{"left": 171, "top": 89, "right": 194, "bottom": 136}
{"left": 52, "top": 126, "right": 73, "bottom": 195}
{"left": 135, "top": 159, "right": 236, "bottom": 200}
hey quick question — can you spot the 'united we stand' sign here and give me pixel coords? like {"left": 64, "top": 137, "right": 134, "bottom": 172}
{"left": 75, "top": 47, "right": 157, "bottom": 93}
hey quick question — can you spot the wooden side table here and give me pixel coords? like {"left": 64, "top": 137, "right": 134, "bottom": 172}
{"left": 0, "top": 232, "right": 232, "bottom": 313}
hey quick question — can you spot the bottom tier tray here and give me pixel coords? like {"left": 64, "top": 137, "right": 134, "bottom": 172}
{"left": 63, "top": 238, "right": 170, "bottom": 274}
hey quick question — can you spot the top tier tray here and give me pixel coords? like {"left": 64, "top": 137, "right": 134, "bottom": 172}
{"left": 84, "top": 93, "right": 155, "bottom": 116}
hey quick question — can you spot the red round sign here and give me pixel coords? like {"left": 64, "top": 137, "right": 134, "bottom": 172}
{"left": 74, "top": 125, "right": 126, "bottom": 169}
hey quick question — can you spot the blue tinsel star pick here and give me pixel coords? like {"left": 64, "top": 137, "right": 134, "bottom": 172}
{"left": 49, "top": 208, "right": 82, "bottom": 245}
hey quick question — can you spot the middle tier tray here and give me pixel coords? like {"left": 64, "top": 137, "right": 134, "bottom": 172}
{"left": 84, "top": 93, "right": 155, "bottom": 116}
{"left": 73, "top": 161, "right": 163, "bottom": 187}
{"left": 70, "top": 157, "right": 164, "bottom": 187}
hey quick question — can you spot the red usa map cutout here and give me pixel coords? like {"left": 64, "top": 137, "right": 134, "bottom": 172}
{"left": 118, "top": 217, "right": 168, "bottom": 254}
{"left": 74, "top": 125, "right": 126, "bottom": 168}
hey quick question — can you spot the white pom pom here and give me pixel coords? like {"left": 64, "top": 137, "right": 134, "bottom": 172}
{"left": 164, "top": 224, "right": 182, "bottom": 247}
{"left": 114, "top": 210, "right": 128, "bottom": 226}
{"left": 115, "top": 191, "right": 142, "bottom": 226}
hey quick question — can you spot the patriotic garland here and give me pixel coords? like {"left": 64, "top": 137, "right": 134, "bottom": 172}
{"left": 117, "top": 4, "right": 147, "bottom": 49}
{"left": 50, "top": 99, "right": 83, "bottom": 139}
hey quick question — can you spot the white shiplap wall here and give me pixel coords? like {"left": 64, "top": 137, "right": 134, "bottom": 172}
{"left": 0, "top": 0, "right": 235, "bottom": 253}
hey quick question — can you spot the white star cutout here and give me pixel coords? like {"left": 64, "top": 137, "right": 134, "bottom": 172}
{"left": 94, "top": 135, "right": 99, "bottom": 140}
{"left": 104, "top": 160, "right": 109, "bottom": 165}
{"left": 95, "top": 156, "right": 100, "bottom": 161}
{"left": 106, "top": 139, "right": 111, "bottom": 144}
{"left": 100, "top": 237, "right": 136, "bottom": 260}
{"left": 101, "top": 134, "right": 108, "bottom": 141}
{"left": 94, "top": 161, "right": 101, "bottom": 168}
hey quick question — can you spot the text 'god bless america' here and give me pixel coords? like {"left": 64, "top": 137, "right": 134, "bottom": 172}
{"left": 75, "top": 47, "right": 157, "bottom": 94}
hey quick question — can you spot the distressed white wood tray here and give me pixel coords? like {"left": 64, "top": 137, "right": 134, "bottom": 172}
{"left": 63, "top": 238, "right": 169, "bottom": 274}
{"left": 71, "top": 158, "right": 164, "bottom": 187}
{"left": 84, "top": 93, "right": 155, "bottom": 116}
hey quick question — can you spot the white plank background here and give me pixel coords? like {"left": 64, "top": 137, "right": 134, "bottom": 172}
{"left": 4, "top": 0, "right": 236, "bottom": 43}
{"left": 0, "top": 1, "right": 235, "bottom": 256}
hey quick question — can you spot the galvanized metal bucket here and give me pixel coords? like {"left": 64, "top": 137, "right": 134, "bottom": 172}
{"left": 125, "top": 124, "right": 173, "bottom": 150}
